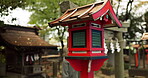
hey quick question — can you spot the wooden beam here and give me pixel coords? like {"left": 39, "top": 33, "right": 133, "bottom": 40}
{"left": 104, "top": 23, "right": 130, "bottom": 32}
{"left": 105, "top": 27, "right": 128, "bottom": 32}
{"left": 141, "top": 33, "right": 148, "bottom": 40}
{"left": 104, "top": 23, "right": 117, "bottom": 28}
{"left": 41, "top": 55, "right": 60, "bottom": 58}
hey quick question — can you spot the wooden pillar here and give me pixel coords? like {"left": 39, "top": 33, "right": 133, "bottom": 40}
{"left": 21, "top": 53, "right": 25, "bottom": 74}
{"left": 53, "top": 62, "right": 58, "bottom": 78}
{"left": 129, "top": 44, "right": 132, "bottom": 69}
{"left": 134, "top": 48, "right": 139, "bottom": 68}
{"left": 114, "top": 32, "right": 124, "bottom": 78}
{"left": 39, "top": 53, "right": 42, "bottom": 65}
{"left": 142, "top": 41, "right": 146, "bottom": 68}
{"left": 80, "top": 60, "right": 94, "bottom": 78}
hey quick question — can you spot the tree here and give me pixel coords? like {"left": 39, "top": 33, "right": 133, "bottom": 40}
{"left": 25, "top": 0, "right": 95, "bottom": 57}
{"left": 0, "top": 0, "right": 27, "bottom": 16}
{"left": 0, "top": 0, "right": 27, "bottom": 25}
{"left": 116, "top": 0, "right": 148, "bottom": 39}
{"left": 24, "top": 0, "right": 95, "bottom": 75}
{"left": 108, "top": 0, "right": 148, "bottom": 39}
{"left": 144, "top": 12, "right": 148, "bottom": 32}
{"left": 26, "top": 0, "right": 94, "bottom": 25}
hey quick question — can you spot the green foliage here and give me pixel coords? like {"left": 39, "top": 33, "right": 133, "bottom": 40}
{"left": 52, "top": 26, "right": 68, "bottom": 41}
{"left": 38, "top": 24, "right": 53, "bottom": 40}
{"left": 144, "top": 12, "right": 148, "bottom": 30}
{"left": 118, "top": 1, "right": 148, "bottom": 39}
{"left": 1, "top": 0, "right": 147, "bottom": 41}
{"left": 135, "top": 1, "right": 148, "bottom": 10}
{"left": 25, "top": 0, "right": 94, "bottom": 47}
{"left": 0, "top": 53, "right": 6, "bottom": 64}
{"left": 26, "top": 0, "right": 148, "bottom": 41}
{"left": 0, "top": 0, "right": 26, "bottom": 16}
{"left": 69, "top": 0, "right": 94, "bottom": 6}
{"left": 0, "top": 21, "right": 5, "bottom": 26}
{"left": 25, "top": 0, "right": 95, "bottom": 57}
{"left": 0, "top": 46, "right": 5, "bottom": 50}
{"left": 26, "top": 0, "right": 94, "bottom": 25}
{"left": 145, "top": 12, "right": 148, "bottom": 22}
{"left": 123, "top": 14, "right": 144, "bottom": 39}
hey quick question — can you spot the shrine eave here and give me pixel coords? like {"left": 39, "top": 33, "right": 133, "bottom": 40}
{"left": 0, "top": 25, "right": 58, "bottom": 49}
{"left": 49, "top": 0, "right": 122, "bottom": 28}
{"left": 141, "top": 33, "right": 148, "bottom": 40}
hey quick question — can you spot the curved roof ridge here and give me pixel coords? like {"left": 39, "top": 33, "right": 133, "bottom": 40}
{"left": 49, "top": 0, "right": 122, "bottom": 28}
{"left": 67, "top": 1, "right": 104, "bottom": 12}
{"left": 91, "top": 0, "right": 122, "bottom": 27}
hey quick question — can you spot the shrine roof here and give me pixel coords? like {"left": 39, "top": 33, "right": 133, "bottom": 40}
{"left": 132, "top": 44, "right": 140, "bottom": 48}
{"left": 141, "top": 33, "right": 148, "bottom": 40}
{"left": 132, "top": 44, "right": 148, "bottom": 48}
{"left": 0, "top": 25, "right": 58, "bottom": 49}
{"left": 49, "top": 0, "right": 122, "bottom": 28}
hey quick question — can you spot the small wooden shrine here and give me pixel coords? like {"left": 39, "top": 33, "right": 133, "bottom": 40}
{"left": 141, "top": 33, "right": 148, "bottom": 40}
{"left": 128, "top": 33, "right": 148, "bottom": 77}
{"left": 0, "top": 25, "right": 59, "bottom": 78}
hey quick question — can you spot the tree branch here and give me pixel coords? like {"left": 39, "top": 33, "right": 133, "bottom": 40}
{"left": 116, "top": 0, "right": 121, "bottom": 16}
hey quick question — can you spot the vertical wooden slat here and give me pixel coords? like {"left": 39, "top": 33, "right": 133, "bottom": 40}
{"left": 22, "top": 53, "right": 24, "bottom": 74}
{"left": 53, "top": 62, "right": 58, "bottom": 78}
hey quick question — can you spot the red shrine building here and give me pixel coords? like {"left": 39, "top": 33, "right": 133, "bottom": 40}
{"left": 49, "top": 0, "right": 122, "bottom": 56}
{"left": 49, "top": 0, "right": 122, "bottom": 78}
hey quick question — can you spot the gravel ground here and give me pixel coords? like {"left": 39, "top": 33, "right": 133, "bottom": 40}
{"left": 94, "top": 70, "right": 146, "bottom": 78}
{"left": 1, "top": 70, "right": 146, "bottom": 78}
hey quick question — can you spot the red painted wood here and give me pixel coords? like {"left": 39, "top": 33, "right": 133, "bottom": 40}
{"left": 80, "top": 61, "right": 94, "bottom": 78}
{"left": 91, "top": 48, "right": 104, "bottom": 51}
{"left": 102, "top": 30, "right": 104, "bottom": 49}
{"left": 86, "top": 22, "right": 92, "bottom": 50}
{"left": 68, "top": 53, "right": 105, "bottom": 56}
{"left": 146, "top": 49, "right": 148, "bottom": 64}
{"left": 63, "top": 1, "right": 122, "bottom": 77}
{"left": 91, "top": 59, "right": 108, "bottom": 71}
{"left": 134, "top": 48, "right": 139, "bottom": 68}
{"left": 92, "top": 0, "right": 122, "bottom": 27}
{"left": 68, "top": 46, "right": 104, "bottom": 51}
{"left": 103, "top": 13, "right": 111, "bottom": 24}
{"left": 69, "top": 26, "right": 87, "bottom": 31}
{"left": 51, "top": 1, "right": 122, "bottom": 78}
{"left": 66, "top": 59, "right": 107, "bottom": 78}
{"left": 68, "top": 48, "right": 89, "bottom": 51}
{"left": 68, "top": 20, "right": 105, "bottom": 57}
{"left": 146, "top": 54, "right": 148, "bottom": 65}
{"left": 90, "top": 26, "right": 103, "bottom": 31}
{"left": 66, "top": 59, "right": 82, "bottom": 71}
{"left": 145, "top": 49, "right": 148, "bottom": 52}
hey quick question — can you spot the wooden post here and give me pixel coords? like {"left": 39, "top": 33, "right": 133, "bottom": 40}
{"left": 114, "top": 32, "right": 124, "bottom": 78}
{"left": 142, "top": 41, "right": 146, "bottom": 68}
{"left": 80, "top": 60, "right": 94, "bottom": 78}
{"left": 22, "top": 53, "right": 24, "bottom": 74}
{"left": 129, "top": 44, "right": 132, "bottom": 69}
{"left": 53, "top": 62, "right": 58, "bottom": 78}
